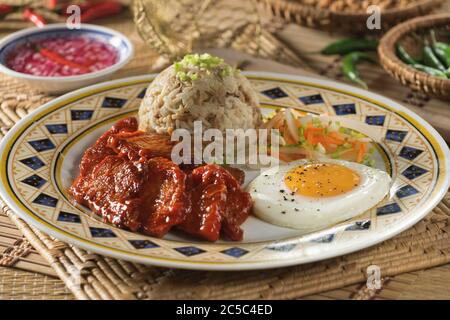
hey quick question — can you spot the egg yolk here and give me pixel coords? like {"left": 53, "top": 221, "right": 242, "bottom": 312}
{"left": 284, "top": 163, "right": 360, "bottom": 198}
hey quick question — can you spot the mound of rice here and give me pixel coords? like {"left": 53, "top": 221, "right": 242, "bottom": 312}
{"left": 138, "top": 54, "right": 262, "bottom": 134}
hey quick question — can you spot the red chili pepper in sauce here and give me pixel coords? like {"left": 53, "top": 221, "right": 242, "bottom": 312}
{"left": 23, "top": 8, "right": 47, "bottom": 28}
{"left": 37, "top": 46, "right": 90, "bottom": 72}
{"left": 79, "top": 1, "right": 123, "bottom": 22}
{"left": 47, "top": 0, "right": 59, "bottom": 10}
{"left": 0, "top": 4, "right": 13, "bottom": 15}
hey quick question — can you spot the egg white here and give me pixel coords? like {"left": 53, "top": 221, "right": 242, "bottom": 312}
{"left": 247, "top": 159, "right": 391, "bottom": 234}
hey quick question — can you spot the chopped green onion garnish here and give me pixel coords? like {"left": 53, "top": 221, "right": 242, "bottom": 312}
{"left": 175, "top": 53, "right": 233, "bottom": 82}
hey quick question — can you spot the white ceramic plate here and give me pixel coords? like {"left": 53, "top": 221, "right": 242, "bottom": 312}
{"left": 0, "top": 72, "right": 449, "bottom": 270}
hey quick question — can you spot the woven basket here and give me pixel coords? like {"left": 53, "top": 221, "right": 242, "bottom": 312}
{"left": 378, "top": 13, "right": 450, "bottom": 101}
{"left": 257, "top": 0, "right": 445, "bottom": 33}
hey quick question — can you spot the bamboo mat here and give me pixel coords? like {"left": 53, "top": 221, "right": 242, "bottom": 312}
{"left": 2, "top": 9, "right": 450, "bottom": 300}
{"left": 2, "top": 192, "right": 450, "bottom": 300}
{"left": 0, "top": 213, "right": 55, "bottom": 276}
{"left": 0, "top": 267, "right": 73, "bottom": 300}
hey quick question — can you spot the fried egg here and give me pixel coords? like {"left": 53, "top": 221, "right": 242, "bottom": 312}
{"left": 247, "top": 159, "right": 391, "bottom": 234}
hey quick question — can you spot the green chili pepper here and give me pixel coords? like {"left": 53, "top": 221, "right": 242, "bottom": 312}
{"left": 321, "top": 38, "right": 379, "bottom": 55}
{"left": 423, "top": 41, "right": 447, "bottom": 72}
{"left": 433, "top": 42, "right": 450, "bottom": 69}
{"left": 396, "top": 44, "right": 417, "bottom": 65}
{"left": 341, "top": 52, "right": 377, "bottom": 89}
{"left": 429, "top": 30, "right": 450, "bottom": 68}
{"left": 411, "top": 64, "right": 447, "bottom": 78}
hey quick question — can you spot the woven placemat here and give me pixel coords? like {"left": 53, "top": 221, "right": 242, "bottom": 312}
{"left": 0, "top": 267, "right": 73, "bottom": 300}
{"left": 2, "top": 192, "right": 450, "bottom": 300}
{"left": 0, "top": 216, "right": 56, "bottom": 276}
{"left": 1, "top": 13, "right": 450, "bottom": 300}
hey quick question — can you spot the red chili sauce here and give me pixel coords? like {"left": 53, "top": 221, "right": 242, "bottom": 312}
{"left": 6, "top": 35, "right": 119, "bottom": 77}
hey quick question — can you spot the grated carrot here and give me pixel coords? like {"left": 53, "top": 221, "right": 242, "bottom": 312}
{"left": 356, "top": 142, "right": 367, "bottom": 163}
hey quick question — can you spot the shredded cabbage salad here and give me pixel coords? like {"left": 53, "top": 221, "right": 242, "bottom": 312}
{"left": 263, "top": 108, "right": 376, "bottom": 166}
